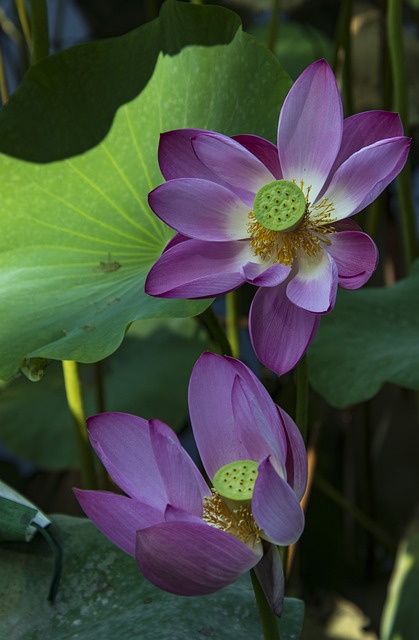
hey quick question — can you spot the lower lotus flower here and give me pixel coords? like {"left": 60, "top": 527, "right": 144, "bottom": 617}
{"left": 74, "top": 353, "right": 307, "bottom": 615}
{"left": 145, "top": 59, "right": 411, "bottom": 376}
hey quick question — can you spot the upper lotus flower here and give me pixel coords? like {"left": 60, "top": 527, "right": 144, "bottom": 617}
{"left": 145, "top": 60, "right": 411, "bottom": 376}
{"left": 74, "top": 353, "right": 307, "bottom": 615}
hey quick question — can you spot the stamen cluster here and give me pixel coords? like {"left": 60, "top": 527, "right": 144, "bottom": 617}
{"left": 202, "top": 489, "right": 261, "bottom": 548}
{"left": 247, "top": 188, "right": 336, "bottom": 267}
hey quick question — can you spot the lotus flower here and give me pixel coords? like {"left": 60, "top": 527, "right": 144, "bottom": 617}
{"left": 145, "top": 60, "right": 410, "bottom": 376}
{"left": 74, "top": 353, "right": 307, "bottom": 615}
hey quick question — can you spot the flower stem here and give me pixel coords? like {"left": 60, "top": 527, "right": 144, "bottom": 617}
{"left": 29, "top": 0, "right": 49, "bottom": 64}
{"left": 250, "top": 569, "right": 281, "bottom": 640}
{"left": 200, "top": 305, "right": 233, "bottom": 357}
{"left": 387, "top": 0, "right": 417, "bottom": 269}
{"left": 15, "top": 0, "right": 33, "bottom": 53}
{"left": 295, "top": 355, "right": 308, "bottom": 442}
{"left": 62, "top": 360, "right": 98, "bottom": 489}
{"left": 267, "top": 0, "right": 281, "bottom": 52}
{"left": 332, "top": 0, "right": 353, "bottom": 114}
{"left": 0, "top": 42, "right": 9, "bottom": 105}
{"left": 225, "top": 291, "right": 240, "bottom": 359}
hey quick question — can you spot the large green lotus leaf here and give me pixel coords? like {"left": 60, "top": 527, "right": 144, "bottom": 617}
{"left": 0, "top": 318, "right": 208, "bottom": 470}
{"left": 381, "top": 519, "right": 419, "bottom": 640}
{"left": 308, "top": 261, "right": 419, "bottom": 408}
{"left": 0, "top": 0, "right": 292, "bottom": 381}
{"left": 0, "top": 514, "right": 305, "bottom": 639}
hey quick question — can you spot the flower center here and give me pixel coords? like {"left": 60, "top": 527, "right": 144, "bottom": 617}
{"left": 212, "top": 459, "right": 258, "bottom": 502}
{"left": 253, "top": 180, "right": 307, "bottom": 231}
{"left": 202, "top": 490, "right": 261, "bottom": 548}
{"left": 248, "top": 181, "right": 336, "bottom": 267}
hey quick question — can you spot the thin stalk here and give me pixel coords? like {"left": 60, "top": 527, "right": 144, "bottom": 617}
{"left": 225, "top": 291, "right": 240, "bottom": 359}
{"left": 250, "top": 570, "right": 281, "bottom": 640}
{"left": 387, "top": 0, "right": 417, "bottom": 268}
{"left": 94, "top": 360, "right": 106, "bottom": 414}
{"left": 364, "top": 194, "right": 382, "bottom": 240}
{"left": 267, "top": 0, "right": 281, "bottom": 53}
{"left": 295, "top": 355, "right": 308, "bottom": 442}
{"left": 94, "top": 361, "right": 113, "bottom": 491}
{"left": 0, "top": 42, "right": 9, "bottom": 104}
{"left": 62, "top": 360, "right": 98, "bottom": 489}
{"left": 15, "top": 0, "right": 32, "bottom": 52}
{"left": 29, "top": 0, "right": 49, "bottom": 64}
{"left": 200, "top": 305, "right": 233, "bottom": 357}
{"left": 315, "top": 473, "right": 396, "bottom": 554}
{"left": 286, "top": 439, "right": 318, "bottom": 578}
{"left": 332, "top": 0, "right": 353, "bottom": 114}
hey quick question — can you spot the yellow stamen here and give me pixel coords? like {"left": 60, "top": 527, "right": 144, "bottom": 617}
{"left": 247, "top": 183, "right": 336, "bottom": 267}
{"left": 202, "top": 489, "right": 261, "bottom": 548}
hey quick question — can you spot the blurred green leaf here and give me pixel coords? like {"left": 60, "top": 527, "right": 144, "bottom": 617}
{"left": 381, "top": 519, "right": 419, "bottom": 640}
{"left": 0, "top": 514, "right": 304, "bottom": 639}
{"left": 0, "top": 318, "right": 208, "bottom": 470}
{"left": 0, "top": 0, "right": 292, "bottom": 381}
{"left": 308, "top": 261, "right": 419, "bottom": 408}
{"left": 248, "top": 20, "right": 333, "bottom": 80}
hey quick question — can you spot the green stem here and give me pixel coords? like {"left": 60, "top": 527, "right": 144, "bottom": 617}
{"left": 29, "top": 0, "right": 49, "bottom": 64}
{"left": 250, "top": 570, "right": 281, "bottom": 639}
{"left": 15, "top": 0, "right": 32, "bottom": 52}
{"left": 267, "top": 0, "right": 281, "bottom": 53}
{"left": 315, "top": 473, "right": 396, "bottom": 554}
{"left": 225, "top": 291, "right": 240, "bottom": 359}
{"left": 0, "top": 42, "right": 9, "bottom": 105}
{"left": 62, "top": 360, "right": 98, "bottom": 489}
{"left": 200, "top": 305, "right": 233, "bottom": 357}
{"left": 364, "top": 194, "right": 382, "bottom": 240}
{"left": 94, "top": 360, "right": 106, "bottom": 414}
{"left": 295, "top": 355, "right": 308, "bottom": 442}
{"left": 332, "top": 0, "right": 353, "bottom": 114}
{"left": 387, "top": 0, "right": 417, "bottom": 268}
{"left": 94, "top": 360, "right": 114, "bottom": 491}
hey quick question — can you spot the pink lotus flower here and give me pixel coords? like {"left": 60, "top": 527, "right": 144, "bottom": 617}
{"left": 74, "top": 353, "right": 307, "bottom": 615}
{"left": 145, "top": 60, "right": 410, "bottom": 376}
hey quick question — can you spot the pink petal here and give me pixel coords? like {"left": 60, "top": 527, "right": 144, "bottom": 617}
{"left": 73, "top": 489, "right": 164, "bottom": 557}
{"left": 148, "top": 179, "right": 250, "bottom": 241}
{"left": 136, "top": 520, "right": 262, "bottom": 596}
{"left": 240, "top": 261, "right": 291, "bottom": 287}
{"left": 87, "top": 414, "right": 205, "bottom": 514}
{"left": 249, "top": 284, "right": 321, "bottom": 377}
{"left": 252, "top": 457, "right": 305, "bottom": 545}
{"left": 149, "top": 419, "right": 210, "bottom": 516}
{"left": 231, "top": 376, "right": 287, "bottom": 469}
{"left": 145, "top": 238, "right": 253, "bottom": 298}
{"left": 278, "top": 60, "right": 343, "bottom": 201}
{"left": 323, "top": 137, "right": 411, "bottom": 220}
{"left": 277, "top": 407, "right": 308, "bottom": 502}
{"left": 158, "top": 129, "right": 224, "bottom": 182}
{"left": 286, "top": 248, "right": 338, "bottom": 312}
{"left": 192, "top": 133, "right": 275, "bottom": 207}
{"left": 189, "top": 352, "right": 259, "bottom": 479}
{"left": 233, "top": 134, "right": 282, "bottom": 179}
{"left": 225, "top": 356, "right": 289, "bottom": 454}
{"left": 87, "top": 413, "right": 171, "bottom": 504}
{"left": 333, "top": 111, "right": 404, "bottom": 171}
{"left": 253, "top": 544, "right": 285, "bottom": 616}
{"left": 326, "top": 230, "right": 378, "bottom": 289}
{"left": 163, "top": 232, "right": 189, "bottom": 252}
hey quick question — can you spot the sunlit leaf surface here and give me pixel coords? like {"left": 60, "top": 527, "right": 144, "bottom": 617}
{"left": 0, "top": 0, "right": 291, "bottom": 381}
